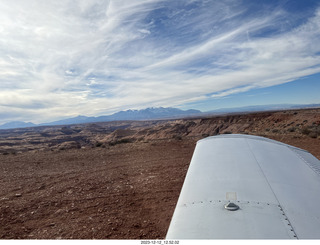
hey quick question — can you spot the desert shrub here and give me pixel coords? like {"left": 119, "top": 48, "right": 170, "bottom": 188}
{"left": 301, "top": 127, "right": 311, "bottom": 135}
{"left": 223, "top": 131, "right": 232, "bottom": 134}
{"left": 309, "top": 132, "right": 318, "bottom": 138}
{"left": 95, "top": 142, "right": 103, "bottom": 147}
{"left": 309, "top": 127, "right": 320, "bottom": 138}
{"left": 173, "top": 135, "right": 182, "bottom": 140}
{"left": 1, "top": 150, "right": 16, "bottom": 155}
{"left": 272, "top": 129, "right": 279, "bottom": 133}
{"left": 109, "top": 138, "right": 134, "bottom": 146}
{"left": 300, "top": 126, "right": 320, "bottom": 138}
{"left": 287, "top": 127, "right": 296, "bottom": 132}
{"left": 118, "top": 138, "right": 134, "bottom": 144}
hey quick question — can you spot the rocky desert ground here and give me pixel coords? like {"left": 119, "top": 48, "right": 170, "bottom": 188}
{"left": 1, "top": 108, "right": 320, "bottom": 239}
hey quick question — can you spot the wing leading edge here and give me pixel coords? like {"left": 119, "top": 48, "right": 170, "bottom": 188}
{"left": 166, "top": 134, "right": 320, "bottom": 239}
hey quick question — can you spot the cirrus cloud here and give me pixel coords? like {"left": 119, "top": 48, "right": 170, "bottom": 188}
{"left": 0, "top": 0, "right": 320, "bottom": 123}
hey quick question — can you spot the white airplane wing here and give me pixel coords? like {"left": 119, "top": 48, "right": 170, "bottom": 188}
{"left": 166, "top": 134, "right": 320, "bottom": 239}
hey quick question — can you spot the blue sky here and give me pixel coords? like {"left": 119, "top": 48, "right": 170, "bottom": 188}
{"left": 0, "top": 0, "right": 320, "bottom": 124}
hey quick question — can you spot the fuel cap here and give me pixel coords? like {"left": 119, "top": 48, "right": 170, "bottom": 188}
{"left": 224, "top": 202, "right": 239, "bottom": 211}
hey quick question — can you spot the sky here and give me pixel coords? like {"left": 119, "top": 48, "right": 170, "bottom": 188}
{"left": 1, "top": 0, "right": 320, "bottom": 124}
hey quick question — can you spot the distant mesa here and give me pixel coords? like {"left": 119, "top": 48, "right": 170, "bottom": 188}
{"left": 207, "top": 103, "right": 320, "bottom": 113}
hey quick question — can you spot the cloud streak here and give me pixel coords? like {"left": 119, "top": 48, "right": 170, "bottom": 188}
{"left": 1, "top": 0, "right": 320, "bottom": 123}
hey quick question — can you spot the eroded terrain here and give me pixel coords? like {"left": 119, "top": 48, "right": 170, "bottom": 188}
{"left": 1, "top": 108, "right": 320, "bottom": 239}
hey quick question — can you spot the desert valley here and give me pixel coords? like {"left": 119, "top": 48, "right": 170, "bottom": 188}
{"left": 1, "top": 108, "right": 320, "bottom": 239}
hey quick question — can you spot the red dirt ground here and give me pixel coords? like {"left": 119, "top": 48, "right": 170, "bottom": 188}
{"left": 0, "top": 138, "right": 195, "bottom": 239}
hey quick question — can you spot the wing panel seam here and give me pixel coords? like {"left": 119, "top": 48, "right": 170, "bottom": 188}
{"left": 244, "top": 138, "right": 299, "bottom": 239}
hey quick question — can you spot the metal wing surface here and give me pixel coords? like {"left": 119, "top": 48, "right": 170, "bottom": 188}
{"left": 166, "top": 134, "right": 320, "bottom": 239}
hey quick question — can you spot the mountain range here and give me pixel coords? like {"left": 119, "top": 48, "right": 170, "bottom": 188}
{"left": 0, "top": 107, "right": 201, "bottom": 129}
{"left": 0, "top": 121, "right": 37, "bottom": 130}
{"left": 1, "top": 104, "right": 320, "bottom": 130}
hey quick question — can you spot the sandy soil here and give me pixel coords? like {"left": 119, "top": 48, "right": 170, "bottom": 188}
{"left": 0, "top": 138, "right": 195, "bottom": 239}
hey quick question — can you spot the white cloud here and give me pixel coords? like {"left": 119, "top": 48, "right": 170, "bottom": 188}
{"left": 138, "top": 29, "right": 151, "bottom": 35}
{"left": 0, "top": 0, "right": 320, "bottom": 124}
